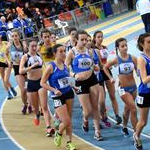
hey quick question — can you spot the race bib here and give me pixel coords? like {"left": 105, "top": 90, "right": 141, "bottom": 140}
{"left": 147, "top": 82, "right": 150, "bottom": 88}
{"left": 54, "top": 99, "right": 62, "bottom": 107}
{"left": 0, "top": 52, "right": 4, "bottom": 58}
{"left": 136, "top": 95, "right": 144, "bottom": 105}
{"left": 78, "top": 58, "right": 92, "bottom": 69}
{"left": 58, "top": 77, "right": 69, "bottom": 89}
{"left": 11, "top": 51, "right": 23, "bottom": 63}
{"left": 100, "top": 49, "right": 108, "bottom": 59}
{"left": 118, "top": 87, "right": 125, "bottom": 96}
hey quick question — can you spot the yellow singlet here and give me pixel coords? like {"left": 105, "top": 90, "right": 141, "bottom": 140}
{"left": 0, "top": 41, "right": 9, "bottom": 63}
{"left": 40, "top": 44, "right": 55, "bottom": 64}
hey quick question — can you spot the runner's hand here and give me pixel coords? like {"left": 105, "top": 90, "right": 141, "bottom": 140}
{"left": 110, "top": 78, "right": 115, "bottom": 84}
{"left": 32, "top": 62, "right": 39, "bottom": 68}
{"left": 54, "top": 89, "right": 62, "bottom": 96}
{"left": 94, "top": 64, "right": 100, "bottom": 71}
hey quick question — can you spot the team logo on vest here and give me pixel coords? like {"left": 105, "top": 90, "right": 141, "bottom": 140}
{"left": 124, "top": 64, "right": 131, "bottom": 72}
{"left": 11, "top": 51, "right": 23, "bottom": 63}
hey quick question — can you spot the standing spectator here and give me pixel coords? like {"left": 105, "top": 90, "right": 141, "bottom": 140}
{"left": 0, "top": 0, "right": 4, "bottom": 10}
{"left": 4, "top": 8, "right": 13, "bottom": 22}
{"left": 23, "top": 2, "right": 33, "bottom": 21}
{"left": 54, "top": 0, "right": 66, "bottom": 14}
{"left": 0, "top": 16, "right": 7, "bottom": 41}
{"left": 12, "top": 9, "right": 18, "bottom": 20}
{"left": 136, "top": 0, "right": 150, "bottom": 33}
{"left": 67, "top": 0, "right": 79, "bottom": 11}
{"left": 126, "top": 0, "right": 134, "bottom": 10}
{"left": 33, "top": 8, "right": 43, "bottom": 31}
{"left": 49, "top": 7, "right": 58, "bottom": 21}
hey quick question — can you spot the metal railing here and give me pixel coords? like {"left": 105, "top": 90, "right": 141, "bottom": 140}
{"left": 40, "top": 0, "right": 128, "bottom": 37}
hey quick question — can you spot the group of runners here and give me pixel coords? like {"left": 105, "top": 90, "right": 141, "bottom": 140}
{"left": 0, "top": 27, "right": 150, "bottom": 150}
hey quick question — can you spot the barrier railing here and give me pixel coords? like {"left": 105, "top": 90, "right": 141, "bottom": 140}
{"left": 40, "top": 0, "right": 128, "bottom": 37}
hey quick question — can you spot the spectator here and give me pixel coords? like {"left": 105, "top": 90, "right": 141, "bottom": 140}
{"left": 4, "top": 8, "right": 13, "bottom": 22}
{"left": 0, "top": 0, "right": 4, "bottom": 10}
{"left": 67, "top": 0, "right": 79, "bottom": 10}
{"left": 12, "top": 9, "right": 18, "bottom": 20}
{"left": 33, "top": 8, "right": 43, "bottom": 31}
{"left": 136, "top": 0, "right": 150, "bottom": 33}
{"left": 0, "top": 16, "right": 7, "bottom": 41}
{"left": 54, "top": 0, "right": 66, "bottom": 14}
{"left": 49, "top": 7, "right": 58, "bottom": 20}
{"left": 13, "top": 13, "right": 34, "bottom": 38}
{"left": 126, "top": 0, "right": 134, "bottom": 10}
{"left": 23, "top": 2, "right": 33, "bottom": 20}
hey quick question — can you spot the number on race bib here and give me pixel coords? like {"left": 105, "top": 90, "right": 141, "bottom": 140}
{"left": 54, "top": 99, "right": 62, "bottom": 107}
{"left": 78, "top": 58, "right": 92, "bottom": 69}
{"left": 58, "top": 78, "right": 69, "bottom": 89}
{"left": 136, "top": 96, "right": 144, "bottom": 105}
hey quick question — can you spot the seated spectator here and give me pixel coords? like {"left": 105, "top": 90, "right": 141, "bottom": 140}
{"left": 13, "top": 13, "right": 34, "bottom": 38}
{"left": 0, "top": 16, "right": 7, "bottom": 41}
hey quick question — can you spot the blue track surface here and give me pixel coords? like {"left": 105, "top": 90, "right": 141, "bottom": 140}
{"left": 0, "top": 76, "right": 20, "bottom": 150}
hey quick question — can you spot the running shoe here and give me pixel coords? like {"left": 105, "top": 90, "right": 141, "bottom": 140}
{"left": 66, "top": 141, "right": 76, "bottom": 150}
{"left": 21, "top": 105, "right": 27, "bottom": 115}
{"left": 33, "top": 114, "right": 40, "bottom": 126}
{"left": 10, "top": 87, "right": 17, "bottom": 97}
{"left": 133, "top": 133, "right": 143, "bottom": 150}
{"left": 54, "top": 132, "right": 62, "bottom": 147}
{"left": 46, "top": 126, "right": 55, "bottom": 137}
{"left": 116, "top": 115, "right": 122, "bottom": 125}
{"left": 82, "top": 119, "right": 89, "bottom": 132}
{"left": 102, "top": 118, "right": 111, "bottom": 128}
{"left": 28, "top": 105, "right": 33, "bottom": 114}
{"left": 94, "top": 131, "right": 104, "bottom": 141}
{"left": 122, "top": 127, "right": 129, "bottom": 137}
{"left": 7, "top": 91, "right": 13, "bottom": 100}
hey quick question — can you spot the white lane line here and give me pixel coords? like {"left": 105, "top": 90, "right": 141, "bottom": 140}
{"left": 73, "top": 133, "right": 105, "bottom": 150}
{"left": 108, "top": 116, "right": 150, "bottom": 139}
{"left": 0, "top": 86, "right": 26, "bottom": 150}
{"left": 0, "top": 137, "right": 9, "bottom": 141}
